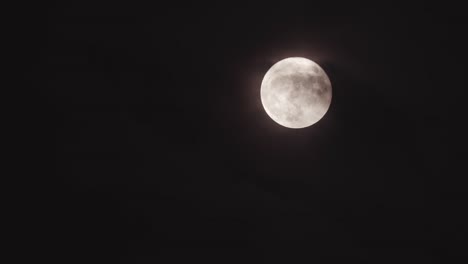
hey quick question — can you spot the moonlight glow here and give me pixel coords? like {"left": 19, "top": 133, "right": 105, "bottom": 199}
{"left": 260, "top": 57, "right": 332, "bottom": 129}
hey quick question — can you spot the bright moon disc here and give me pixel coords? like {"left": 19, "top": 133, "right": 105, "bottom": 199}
{"left": 260, "top": 57, "right": 332, "bottom": 129}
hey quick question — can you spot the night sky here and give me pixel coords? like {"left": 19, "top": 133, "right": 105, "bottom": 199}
{"left": 44, "top": 1, "right": 468, "bottom": 263}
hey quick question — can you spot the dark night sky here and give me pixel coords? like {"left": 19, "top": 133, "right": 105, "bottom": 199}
{"left": 41, "top": 1, "right": 468, "bottom": 263}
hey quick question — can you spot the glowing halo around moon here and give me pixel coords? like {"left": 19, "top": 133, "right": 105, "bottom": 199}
{"left": 260, "top": 57, "right": 332, "bottom": 129}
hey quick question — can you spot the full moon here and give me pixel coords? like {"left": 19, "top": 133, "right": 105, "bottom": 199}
{"left": 260, "top": 57, "right": 332, "bottom": 129}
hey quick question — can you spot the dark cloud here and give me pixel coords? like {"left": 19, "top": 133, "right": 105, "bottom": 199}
{"left": 45, "top": 1, "right": 468, "bottom": 263}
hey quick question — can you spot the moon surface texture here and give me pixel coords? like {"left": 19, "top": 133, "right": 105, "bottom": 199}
{"left": 260, "top": 57, "right": 332, "bottom": 129}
